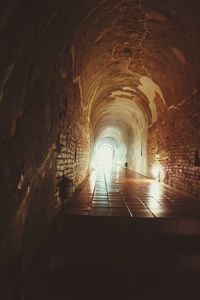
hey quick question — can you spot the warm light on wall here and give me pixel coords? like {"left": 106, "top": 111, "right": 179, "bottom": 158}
{"left": 155, "top": 153, "right": 161, "bottom": 159}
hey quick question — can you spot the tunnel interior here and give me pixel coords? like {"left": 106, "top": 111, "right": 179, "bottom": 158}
{"left": 0, "top": 0, "right": 200, "bottom": 298}
{"left": 91, "top": 95, "right": 149, "bottom": 173}
{"left": 93, "top": 142, "right": 114, "bottom": 167}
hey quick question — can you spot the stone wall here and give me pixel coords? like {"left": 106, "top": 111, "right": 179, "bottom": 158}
{"left": 0, "top": 2, "right": 62, "bottom": 297}
{"left": 55, "top": 95, "right": 91, "bottom": 205}
{"left": 0, "top": 1, "right": 91, "bottom": 297}
{"left": 148, "top": 91, "right": 200, "bottom": 198}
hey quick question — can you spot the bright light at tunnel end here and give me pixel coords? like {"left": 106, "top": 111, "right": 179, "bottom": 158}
{"left": 98, "top": 144, "right": 114, "bottom": 166}
{"left": 152, "top": 165, "right": 161, "bottom": 181}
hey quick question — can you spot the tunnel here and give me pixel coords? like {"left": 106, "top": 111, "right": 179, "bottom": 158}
{"left": 0, "top": 0, "right": 200, "bottom": 299}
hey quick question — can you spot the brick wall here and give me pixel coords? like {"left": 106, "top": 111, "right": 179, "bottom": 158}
{"left": 55, "top": 106, "right": 90, "bottom": 205}
{"left": 148, "top": 92, "right": 200, "bottom": 198}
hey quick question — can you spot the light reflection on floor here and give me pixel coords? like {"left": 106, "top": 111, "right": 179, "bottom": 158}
{"left": 65, "top": 164, "right": 200, "bottom": 218}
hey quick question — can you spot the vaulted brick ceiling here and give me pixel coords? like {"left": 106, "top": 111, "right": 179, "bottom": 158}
{"left": 67, "top": 0, "right": 200, "bottom": 143}
{"left": 57, "top": 0, "right": 200, "bottom": 169}
{"left": 0, "top": 0, "right": 199, "bottom": 181}
{"left": 74, "top": 0, "right": 199, "bottom": 109}
{"left": 1, "top": 0, "right": 200, "bottom": 141}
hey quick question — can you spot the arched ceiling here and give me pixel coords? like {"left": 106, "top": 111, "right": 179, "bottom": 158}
{"left": 1, "top": 0, "right": 200, "bottom": 144}
{"left": 68, "top": 0, "right": 200, "bottom": 143}
{"left": 91, "top": 97, "right": 148, "bottom": 145}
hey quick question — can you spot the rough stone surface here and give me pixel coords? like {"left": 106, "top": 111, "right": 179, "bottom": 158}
{"left": 148, "top": 91, "right": 200, "bottom": 197}
{"left": 0, "top": 1, "right": 86, "bottom": 297}
{"left": 55, "top": 100, "right": 90, "bottom": 204}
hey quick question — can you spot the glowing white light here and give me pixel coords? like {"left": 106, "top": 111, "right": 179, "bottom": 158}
{"left": 152, "top": 165, "right": 160, "bottom": 178}
{"left": 89, "top": 169, "right": 97, "bottom": 187}
{"left": 98, "top": 144, "right": 113, "bottom": 166}
{"left": 149, "top": 181, "right": 162, "bottom": 200}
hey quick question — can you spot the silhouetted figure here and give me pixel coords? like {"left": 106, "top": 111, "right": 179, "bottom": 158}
{"left": 125, "top": 162, "right": 128, "bottom": 168}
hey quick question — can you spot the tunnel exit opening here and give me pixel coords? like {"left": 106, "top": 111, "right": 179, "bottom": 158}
{"left": 98, "top": 143, "right": 114, "bottom": 167}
